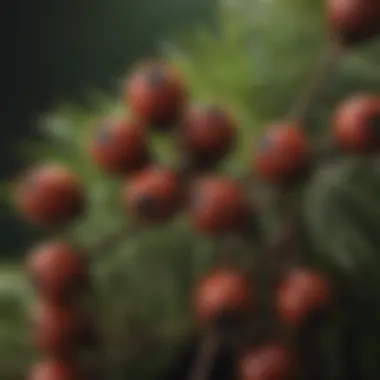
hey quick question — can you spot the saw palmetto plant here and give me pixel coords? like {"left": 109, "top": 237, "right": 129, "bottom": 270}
{"left": 6, "top": 0, "right": 380, "bottom": 379}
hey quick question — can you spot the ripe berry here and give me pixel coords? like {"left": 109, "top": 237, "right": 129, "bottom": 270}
{"left": 188, "top": 176, "right": 247, "bottom": 236}
{"left": 126, "top": 61, "right": 187, "bottom": 130}
{"left": 240, "top": 343, "right": 295, "bottom": 380}
{"left": 326, "top": 0, "right": 380, "bottom": 45}
{"left": 276, "top": 268, "right": 332, "bottom": 327}
{"left": 31, "top": 302, "right": 88, "bottom": 356}
{"left": 28, "top": 359, "right": 84, "bottom": 380}
{"left": 122, "top": 166, "right": 182, "bottom": 224}
{"left": 88, "top": 117, "right": 150, "bottom": 175}
{"left": 194, "top": 269, "right": 250, "bottom": 327}
{"left": 178, "top": 104, "right": 236, "bottom": 167}
{"left": 332, "top": 94, "right": 380, "bottom": 154}
{"left": 14, "top": 164, "right": 85, "bottom": 226}
{"left": 253, "top": 123, "right": 310, "bottom": 183}
{"left": 26, "top": 240, "right": 88, "bottom": 303}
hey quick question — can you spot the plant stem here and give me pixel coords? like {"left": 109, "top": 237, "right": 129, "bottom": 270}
{"left": 289, "top": 39, "right": 345, "bottom": 124}
{"left": 187, "top": 330, "right": 221, "bottom": 380}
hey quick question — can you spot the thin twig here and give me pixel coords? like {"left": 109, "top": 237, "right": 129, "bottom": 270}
{"left": 289, "top": 39, "right": 345, "bottom": 123}
{"left": 187, "top": 330, "right": 221, "bottom": 380}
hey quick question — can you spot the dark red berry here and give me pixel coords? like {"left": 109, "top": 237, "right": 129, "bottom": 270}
{"left": 88, "top": 117, "right": 150, "bottom": 175}
{"left": 188, "top": 176, "right": 248, "bottom": 236}
{"left": 253, "top": 123, "right": 310, "bottom": 183}
{"left": 31, "top": 302, "right": 89, "bottom": 356}
{"left": 276, "top": 268, "right": 332, "bottom": 327}
{"left": 26, "top": 240, "right": 88, "bottom": 303}
{"left": 240, "top": 343, "right": 295, "bottom": 380}
{"left": 122, "top": 166, "right": 182, "bottom": 224}
{"left": 14, "top": 164, "right": 85, "bottom": 226}
{"left": 28, "top": 359, "right": 84, "bottom": 380}
{"left": 332, "top": 94, "right": 380, "bottom": 154}
{"left": 326, "top": 0, "right": 380, "bottom": 45}
{"left": 126, "top": 61, "right": 187, "bottom": 130}
{"left": 178, "top": 104, "right": 236, "bottom": 167}
{"left": 194, "top": 269, "right": 250, "bottom": 326}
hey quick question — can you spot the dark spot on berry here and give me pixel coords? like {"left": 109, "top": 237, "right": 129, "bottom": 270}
{"left": 369, "top": 113, "right": 380, "bottom": 142}
{"left": 94, "top": 127, "right": 112, "bottom": 145}
{"left": 134, "top": 194, "right": 161, "bottom": 220}
{"left": 147, "top": 68, "right": 166, "bottom": 88}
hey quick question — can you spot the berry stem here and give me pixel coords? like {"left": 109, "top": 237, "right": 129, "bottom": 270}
{"left": 187, "top": 330, "right": 221, "bottom": 380}
{"left": 289, "top": 39, "right": 345, "bottom": 124}
{"left": 85, "top": 223, "right": 139, "bottom": 256}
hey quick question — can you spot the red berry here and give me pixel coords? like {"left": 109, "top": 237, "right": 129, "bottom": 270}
{"left": 31, "top": 302, "right": 89, "bottom": 356}
{"left": 88, "top": 117, "right": 150, "bottom": 175}
{"left": 126, "top": 61, "right": 187, "bottom": 130}
{"left": 194, "top": 269, "right": 250, "bottom": 326}
{"left": 26, "top": 240, "right": 88, "bottom": 303}
{"left": 276, "top": 268, "right": 332, "bottom": 327}
{"left": 253, "top": 124, "right": 310, "bottom": 183}
{"left": 326, "top": 0, "right": 380, "bottom": 45}
{"left": 240, "top": 343, "right": 295, "bottom": 380}
{"left": 122, "top": 166, "right": 182, "bottom": 224}
{"left": 188, "top": 176, "right": 248, "bottom": 236}
{"left": 178, "top": 104, "right": 236, "bottom": 167}
{"left": 14, "top": 164, "right": 85, "bottom": 226}
{"left": 28, "top": 359, "right": 84, "bottom": 380}
{"left": 332, "top": 94, "right": 380, "bottom": 154}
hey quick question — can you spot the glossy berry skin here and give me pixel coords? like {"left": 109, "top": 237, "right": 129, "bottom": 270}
{"left": 253, "top": 124, "right": 310, "bottom": 183}
{"left": 332, "top": 94, "right": 380, "bottom": 154}
{"left": 122, "top": 167, "right": 182, "bottom": 224}
{"left": 194, "top": 269, "right": 250, "bottom": 326}
{"left": 31, "top": 302, "right": 88, "bottom": 356}
{"left": 188, "top": 176, "right": 247, "bottom": 236}
{"left": 240, "top": 343, "right": 295, "bottom": 380}
{"left": 126, "top": 61, "right": 187, "bottom": 130}
{"left": 26, "top": 240, "right": 88, "bottom": 303}
{"left": 88, "top": 117, "right": 150, "bottom": 175}
{"left": 179, "top": 104, "right": 236, "bottom": 167}
{"left": 276, "top": 268, "right": 332, "bottom": 327}
{"left": 14, "top": 164, "right": 85, "bottom": 226}
{"left": 28, "top": 359, "right": 84, "bottom": 380}
{"left": 327, "top": 0, "right": 380, "bottom": 45}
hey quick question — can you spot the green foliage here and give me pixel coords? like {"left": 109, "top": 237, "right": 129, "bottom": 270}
{"left": 3, "top": 0, "right": 380, "bottom": 378}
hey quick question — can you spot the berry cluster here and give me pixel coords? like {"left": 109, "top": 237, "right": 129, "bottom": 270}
{"left": 13, "top": 1, "right": 380, "bottom": 379}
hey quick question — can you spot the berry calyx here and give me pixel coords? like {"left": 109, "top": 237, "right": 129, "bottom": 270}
{"left": 14, "top": 164, "right": 85, "bottom": 226}
{"left": 276, "top": 268, "right": 332, "bottom": 327}
{"left": 178, "top": 104, "right": 236, "bottom": 168}
{"left": 194, "top": 269, "right": 250, "bottom": 327}
{"left": 88, "top": 117, "right": 150, "bottom": 175}
{"left": 332, "top": 94, "right": 380, "bottom": 154}
{"left": 26, "top": 240, "right": 88, "bottom": 303}
{"left": 188, "top": 176, "right": 248, "bottom": 236}
{"left": 28, "top": 359, "right": 84, "bottom": 380}
{"left": 31, "top": 302, "right": 89, "bottom": 356}
{"left": 253, "top": 123, "right": 310, "bottom": 183}
{"left": 239, "top": 343, "right": 295, "bottom": 380}
{"left": 326, "top": 0, "right": 380, "bottom": 45}
{"left": 122, "top": 166, "right": 182, "bottom": 224}
{"left": 126, "top": 61, "right": 187, "bottom": 130}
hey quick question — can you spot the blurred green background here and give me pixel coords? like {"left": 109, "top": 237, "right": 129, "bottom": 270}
{"left": 2, "top": 0, "right": 380, "bottom": 378}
